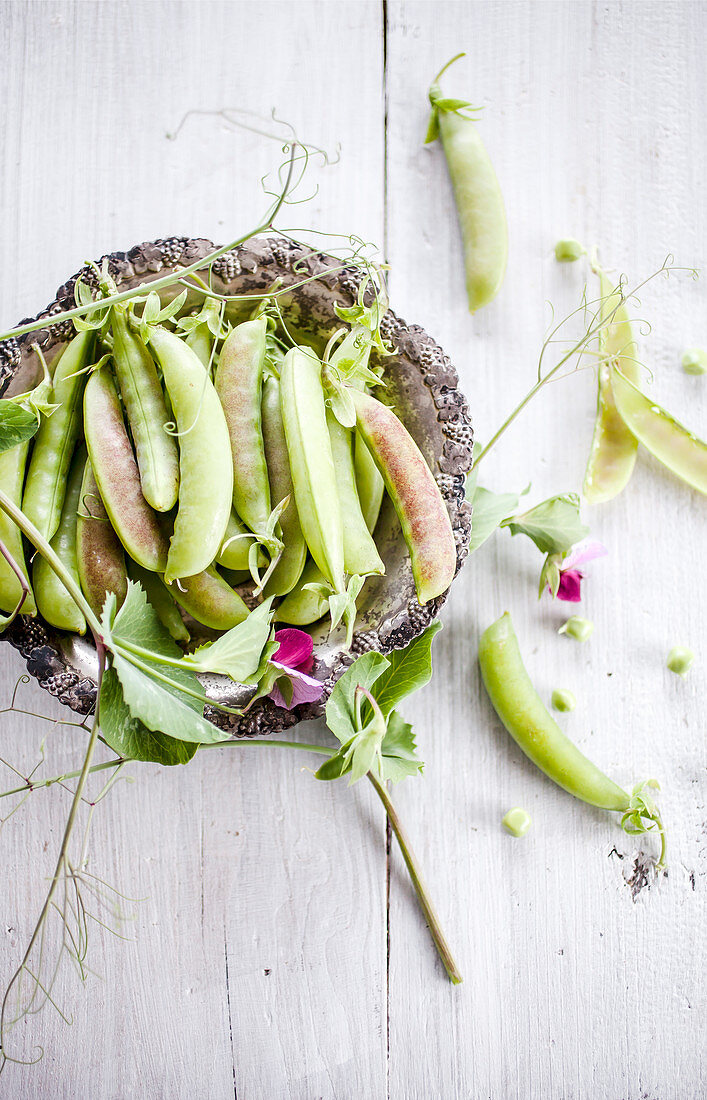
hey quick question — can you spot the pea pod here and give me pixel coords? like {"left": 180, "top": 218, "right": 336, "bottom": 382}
{"left": 426, "top": 55, "right": 507, "bottom": 313}
{"left": 0, "top": 442, "right": 36, "bottom": 615}
{"left": 127, "top": 560, "right": 189, "bottom": 643}
{"left": 110, "top": 307, "right": 179, "bottom": 512}
{"left": 327, "top": 410, "right": 384, "bottom": 577}
{"left": 214, "top": 318, "right": 271, "bottom": 533}
{"left": 275, "top": 558, "right": 328, "bottom": 625}
{"left": 34, "top": 447, "right": 87, "bottom": 633}
{"left": 22, "top": 329, "right": 94, "bottom": 541}
{"left": 583, "top": 271, "right": 640, "bottom": 503}
{"left": 83, "top": 367, "right": 168, "bottom": 571}
{"left": 355, "top": 430, "right": 385, "bottom": 534}
{"left": 479, "top": 611, "right": 631, "bottom": 811}
{"left": 171, "top": 565, "right": 249, "bottom": 631}
{"left": 217, "top": 510, "right": 266, "bottom": 572}
{"left": 185, "top": 298, "right": 222, "bottom": 370}
{"left": 611, "top": 366, "right": 707, "bottom": 494}
{"left": 350, "top": 389, "right": 455, "bottom": 605}
{"left": 280, "top": 347, "right": 345, "bottom": 593}
{"left": 262, "top": 375, "right": 306, "bottom": 597}
{"left": 148, "top": 327, "right": 233, "bottom": 582}
{"left": 76, "top": 457, "right": 128, "bottom": 618}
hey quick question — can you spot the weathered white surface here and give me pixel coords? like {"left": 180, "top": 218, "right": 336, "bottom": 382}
{"left": 0, "top": 1, "right": 705, "bottom": 1097}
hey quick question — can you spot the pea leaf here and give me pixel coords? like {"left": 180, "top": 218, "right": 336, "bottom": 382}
{"left": 380, "top": 711, "right": 424, "bottom": 784}
{"left": 467, "top": 485, "right": 520, "bottom": 553}
{"left": 325, "top": 651, "right": 390, "bottom": 744}
{"left": 182, "top": 598, "right": 274, "bottom": 681}
{"left": 0, "top": 401, "right": 38, "bottom": 454}
{"left": 366, "top": 621, "right": 442, "bottom": 721}
{"left": 501, "top": 492, "right": 588, "bottom": 556}
{"left": 99, "top": 668, "right": 197, "bottom": 765}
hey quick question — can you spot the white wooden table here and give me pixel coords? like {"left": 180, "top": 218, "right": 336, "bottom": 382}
{"left": 1, "top": 2, "right": 705, "bottom": 1096}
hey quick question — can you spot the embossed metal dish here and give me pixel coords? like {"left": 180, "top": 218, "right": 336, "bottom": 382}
{"left": 0, "top": 236, "right": 473, "bottom": 737}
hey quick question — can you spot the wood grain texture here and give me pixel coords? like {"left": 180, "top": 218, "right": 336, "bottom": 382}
{"left": 0, "top": 1, "right": 705, "bottom": 1097}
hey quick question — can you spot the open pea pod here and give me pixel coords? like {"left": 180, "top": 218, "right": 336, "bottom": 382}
{"left": 611, "top": 367, "right": 707, "bottom": 495}
{"left": 583, "top": 271, "right": 640, "bottom": 504}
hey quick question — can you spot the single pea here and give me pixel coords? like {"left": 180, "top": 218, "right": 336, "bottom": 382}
{"left": 551, "top": 688, "right": 576, "bottom": 712}
{"left": 554, "top": 238, "right": 585, "bottom": 263}
{"left": 502, "top": 807, "right": 532, "bottom": 837}
{"left": 558, "top": 615, "right": 594, "bottom": 642}
{"left": 681, "top": 348, "right": 707, "bottom": 376}
{"left": 666, "top": 646, "right": 694, "bottom": 678}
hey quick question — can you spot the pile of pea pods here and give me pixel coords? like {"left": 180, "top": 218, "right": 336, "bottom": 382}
{"left": 0, "top": 287, "right": 457, "bottom": 646}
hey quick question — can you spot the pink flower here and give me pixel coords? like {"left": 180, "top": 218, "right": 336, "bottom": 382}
{"left": 555, "top": 538, "right": 607, "bottom": 602}
{"left": 268, "top": 628, "right": 325, "bottom": 710}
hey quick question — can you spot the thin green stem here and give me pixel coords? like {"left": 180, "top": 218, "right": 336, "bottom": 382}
{"left": 0, "top": 757, "right": 123, "bottom": 800}
{"left": 0, "top": 489, "right": 101, "bottom": 636}
{"left": 367, "top": 771, "right": 463, "bottom": 985}
{"left": 111, "top": 646, "right": 244, "bottom": 717}
{"left": 432, "top": 52, "right": 466, "bottom": 85}
{"left": 0, "top": 146, "right": 298, "bottom": 344}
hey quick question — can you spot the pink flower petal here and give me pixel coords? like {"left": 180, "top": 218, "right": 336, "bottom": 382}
{"left": 269, "top": 665, "right": 325, "bottom": 710}
{"left": 562, "top": 538, "right": 608, "bottom": 572}
{"left": 556, "top": 569, "right": 583, "bottom": 602}
{"left": 272, "top": 628, "right": 314, "bottom": 672}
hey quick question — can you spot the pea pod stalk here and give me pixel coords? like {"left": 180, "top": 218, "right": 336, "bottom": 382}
{"left": 479, "top": 612, "right": 666, "bottom": 867}
{"left": 426, "top": 54, "right": 508, "bottom": 314}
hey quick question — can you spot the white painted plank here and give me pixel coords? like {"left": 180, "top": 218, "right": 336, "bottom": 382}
{"left": 0, "top": 2, "right": 387, "bottom": 1097}
{"left": 386, "top": 2, "right": 706, "bottom": 1098}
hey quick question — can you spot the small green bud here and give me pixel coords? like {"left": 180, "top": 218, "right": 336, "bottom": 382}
{"left": 554, "top": 238, "right": 585, "bottom": 263}
{"left": 666, "top": 646, "right": 695, "bottom": 678}
{"left": 558, "top": 615, "right": 594, "bottom": 642}
{"left": 551, "top": 688, "right": 577, "bottom": 712}
{"left": 681, "top": 348, "right": 707, "bottom": 376}
{"left": 502, "top": 807, "right": 532, "bottom": 837}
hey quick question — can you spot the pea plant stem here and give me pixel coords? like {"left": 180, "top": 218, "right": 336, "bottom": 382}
{"left": 0, "top": 147, "right": 298, "bottom": 345}
{"left": 367, "top": 771, "right": 463, "bottom": 984}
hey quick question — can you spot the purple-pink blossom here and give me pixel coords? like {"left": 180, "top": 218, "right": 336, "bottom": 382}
{"left": 268, "top": 628, "right": 325, "bottom": 710}
{"left": 555, "top": 538, "right": 607, "bottom": 602}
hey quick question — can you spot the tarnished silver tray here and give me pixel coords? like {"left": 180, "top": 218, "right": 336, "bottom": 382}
{"left": 0, "top": 235, "right": 473, "bottom": 736}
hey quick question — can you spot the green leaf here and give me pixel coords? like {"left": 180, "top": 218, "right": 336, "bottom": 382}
{"left": 313, "top": 742, "right": 353, "bottom": 782}
{"left": 424, "top": 109, "right": 440, "bottom": 144}
{"left": 325, "top": 651, "right": 390, "bottom": 744}
{"left": 0, "top": 401, "right": 38, "bottom": 454}
{"left": 99, "top": 668, "right": 197, "bottom": 765}
{"left": 328, "top": 386, "right": 356, "bottom": 429}
{"left": 366, "top": 621, "right": 442, "bottom": 721}
{"left": 380, "top": 710, "right": 424, "bottom": 784}
{"left": 539, "top": 553, "right": 562, "bottom": 599}
{"left": 501, "top": 492, "right": 588, "bottom": 556}
{"left": 467, "top": 485, "right": 520, "bottom": 553}
{"left": 182, "top": 599, "right": 274, "bottom": 682}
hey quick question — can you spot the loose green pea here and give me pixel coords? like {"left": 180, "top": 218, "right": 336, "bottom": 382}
{"left": 666, "top": 646, "right": 694, "bottom": 678}
{"left": 551, "top": 688, "right": 576, "bottom": 712}
{"left": 502, "top": 808, "right": 532, "bottom": 837}
{"left": 559, "top": 616, "right": 594, "bottom": 642}
{"left": 681, "top": 348, "right": 707, "bottom": 376}
{"left": 554, "top": 238, "right": 585, "bottom": 263}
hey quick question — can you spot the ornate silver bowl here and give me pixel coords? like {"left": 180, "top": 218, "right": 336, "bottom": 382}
{"left": 0, "top": 236, "right": 473, "bottom": 736}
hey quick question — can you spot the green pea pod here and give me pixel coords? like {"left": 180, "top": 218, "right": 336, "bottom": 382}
{"left": 148, "top": 327, "right": 233, "bottom": 582}
{"left": 611, "top": 366, "right": 707, "bottom": 494}
{"left": 186, "top": 323, "right": 215, "bottom": 370}
{"left": 83, "top": 367, "right": 168, "bottom": 571}
{"left": 76, "top": 457, "right": 128, "bottom": 618}
{"left": 262, "top": 375, "right": 306, "bottom": 597}
{"left": 217, "top": 510, "right": 266, "bottom": 572}
{"left": 583, "top": 271, "right": 640, "bottom": 503}
{"left": 34, "top": 447, "right": 87, "bottom": 633}
{"left": 22, "top": 329, "right": 94, "bottom": 541}
{"left": 215, "top": 318, "right": 271, "bottom": 533}
{"left": 280, "top": 347, "right": 345, "bottom": 593}
{"left": 350, "top": 389, "right": 456, "bottom": 605}
{"left": 110, "top": 307, "right": 179, "bottom": 512}
{"left": 275, "top": 558, "right": 328, "bottom": 625}
{"left": 479, "top": 611, "right": 631, "bottom": 810}
{"left": 327, "top": 410, "right": 384, "bottom": 577}
{"left": 355, "top": 430, "right": 385, "bottom": 534}
{"left": 127, "top": 560, "right": 189, "bottom": 643}
{"left": 426, "top": 55, "right": 507, "bottom": 313}
{"left": 171, "top": 565, "right": 249, "bottom": 631}
{"left": 0, "top": 442, "right": 36, "bottom": 615}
